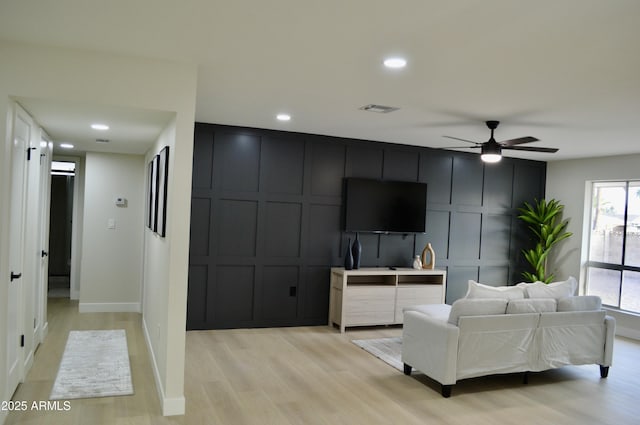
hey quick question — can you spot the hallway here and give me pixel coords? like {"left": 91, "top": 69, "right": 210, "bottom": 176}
{"left": 6, "top": 299, "right": 178, "bottom": 424}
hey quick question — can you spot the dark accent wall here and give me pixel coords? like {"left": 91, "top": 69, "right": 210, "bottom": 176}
{"left": 188, "top": 123, "right": 546, "bottom": 329}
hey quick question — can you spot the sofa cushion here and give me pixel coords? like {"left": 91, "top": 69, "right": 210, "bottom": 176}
{"left": 403, "top": 304, "right": 451, "bottom": 322}
{"left": 557, "top": 295, "right": 602, "bottom": 312}
{"left": 448, "top": 298, "right": 508, "bottom": 325}
{"left": 506, "top": 298, "right": 557, "bottom": 314}
{"left": 518, "top": 276, "right": 578, "bottom": 299}
{"left": 465, "top": 280, "right": 526, "bottom": 300}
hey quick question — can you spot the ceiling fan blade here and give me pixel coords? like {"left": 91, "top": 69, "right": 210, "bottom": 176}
{"left": 503, "top": 145, "right": 558, "bottom": 153}
{"left": 500, "top": 136, "right": 539, "bottom": 146}
{"left": 443, "top": 135, "right": 479, "bottom": 145}
{"left": 443, "top": 145, "right": 481, "bottom": 149}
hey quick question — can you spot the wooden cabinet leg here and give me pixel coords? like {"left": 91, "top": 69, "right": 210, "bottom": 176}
{"left": 600, "top": 365, "right": 609, "bottom": 378}
{"left": 403, "top": 363, "right": 412, "bottom": 375}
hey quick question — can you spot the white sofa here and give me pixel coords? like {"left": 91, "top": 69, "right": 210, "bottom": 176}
{"left": 401, "top": 281, "right": 615, "bottom": 397}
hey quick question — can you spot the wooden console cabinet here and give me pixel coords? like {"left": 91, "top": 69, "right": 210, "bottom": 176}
{"left": 328, "top": 267, "right": 447, "bottom": 333}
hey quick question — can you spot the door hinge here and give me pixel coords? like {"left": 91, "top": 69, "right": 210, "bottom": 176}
{"left": 26, "top": 147, "right": 36, "bottom": 161}
{"left": 20, "top": 335, "right": 25, "bottom": 347}
{"left": 34, "top": 318, "right": 36, "bottom": 329}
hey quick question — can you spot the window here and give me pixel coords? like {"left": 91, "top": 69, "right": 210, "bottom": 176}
{"left": 587, "top": 181, "right": 640, "bottom": 313}
{"left": 51, "top": 160, "right": 76, "bottom": 176}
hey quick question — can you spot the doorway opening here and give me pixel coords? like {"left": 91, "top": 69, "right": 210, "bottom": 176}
{"left": 48, "top": 161, "right": 75, "bottom": 298}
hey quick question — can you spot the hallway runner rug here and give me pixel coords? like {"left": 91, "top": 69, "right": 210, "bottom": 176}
{"left": 50, "top": 329, "right": 134, "bottom": 400}
{"left": 352, "top": 337, "right": 405, "bottom": 372}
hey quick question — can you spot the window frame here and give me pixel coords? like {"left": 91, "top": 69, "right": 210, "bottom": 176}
{"left": 586, "top": 180, "right": 640, "bottom": 313}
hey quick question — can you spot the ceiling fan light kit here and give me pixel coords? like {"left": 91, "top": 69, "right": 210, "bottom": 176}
{"left": 481, "top": 147, "right": 502, "bottom": 163}
{"left": 444, "top": 120, "right": 558, "bottom": 163}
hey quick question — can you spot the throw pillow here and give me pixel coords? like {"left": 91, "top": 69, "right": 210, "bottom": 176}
{"left": 520, "top": 276, "right": 578, "bottom": 299}
{"left": 447, "top": 298, "right": 508, "bottom": 325}
{"left": 506, "top": 298, "right": 557, "bottom": 314}
{"left": 557, "top": 295, "right": 602, "bottom": 312}
{"left": 403, "top": 304, "right": 451, "bottom": 322}
{"left": 465, "top": 280, "right": 526, "bottom": 300}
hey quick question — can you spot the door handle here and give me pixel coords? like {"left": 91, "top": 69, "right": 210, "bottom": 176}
{"left": 10, "top": 272, "right": 22, "bottom": 282}
{"left": 41, "top": 250, "right": 48, "bottom": 258}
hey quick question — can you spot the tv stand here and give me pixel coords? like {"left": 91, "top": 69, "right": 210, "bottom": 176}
{"left": 328, "top": 267, "right": 447, "bottom": 333}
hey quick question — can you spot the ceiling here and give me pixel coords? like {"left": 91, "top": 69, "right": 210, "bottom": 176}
{"left": 1, "top": 0, "right": 639, "bottom": 161}
{"left": 15, "top": 98, "right": 175, "bottom": 155}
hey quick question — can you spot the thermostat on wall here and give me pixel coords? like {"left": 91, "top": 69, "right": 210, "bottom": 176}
{"left": 115, "top": 197, "right": 127, "bottom": 207}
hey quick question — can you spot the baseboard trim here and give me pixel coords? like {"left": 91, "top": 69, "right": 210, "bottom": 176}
{"left": 23, "top": 349, "right": 34, "bottom": 373}
{"left": 41, "top": 321, "right": 49, "bottom": 340}
{"left": 142, "top": 318, "right": 185, "bottom": 416}
{"left": 78, "top": 302, "right": 141, "bottom": 313}
{"left": 616, "top": 325, "right": 640, "bottom": 341}
{"left": 162, "top": 396, "right": 186, "bottom": 416}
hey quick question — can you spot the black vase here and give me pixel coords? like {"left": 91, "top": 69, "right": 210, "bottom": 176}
{"left": 352, "top": 233, "right": 362, "bottom": 269}
{"left": 344, "top": 238, "right": 354, "bottom": 270}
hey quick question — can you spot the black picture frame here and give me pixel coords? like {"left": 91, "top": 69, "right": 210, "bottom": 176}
{"left": 157, "top": 146, "right": 170, "bottom": 237}
{"left": 150, "top": 154, "right": 159, "bottom": 232}
{"left": 146, "top": 159, "right": 154, "bottom": 229}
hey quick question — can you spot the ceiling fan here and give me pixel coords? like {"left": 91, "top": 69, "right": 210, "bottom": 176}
{"left": 443, "top": 120, "right": 558, "bottom": 163}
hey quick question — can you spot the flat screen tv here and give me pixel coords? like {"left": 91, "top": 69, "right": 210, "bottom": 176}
{"left": 343, "top": 178, "right": 427, "bottom": 233}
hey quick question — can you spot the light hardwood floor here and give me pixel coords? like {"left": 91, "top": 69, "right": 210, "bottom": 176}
{"left": 7, "top": 297, "right": 640, "bottom": 424}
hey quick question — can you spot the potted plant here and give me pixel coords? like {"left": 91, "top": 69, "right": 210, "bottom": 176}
{"left": 518, "top": 198, "right": 572, "bottom": 283}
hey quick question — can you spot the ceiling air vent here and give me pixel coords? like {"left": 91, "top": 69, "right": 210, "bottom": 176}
{"left": 95, "top": 138, "right": 110, "bottom": 143}
{"left": 359, "top": 104, "right": 400, "bottom": 113}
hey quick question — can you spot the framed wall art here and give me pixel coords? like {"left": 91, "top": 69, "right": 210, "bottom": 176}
{"left": 157, "top": 146, "right": 170, "bottom": 237}
{"left": 146, "top": 146, "right": 169, "bottom": 237}
{"left": 151, "top": 154, "right": 159, "bottom": 232}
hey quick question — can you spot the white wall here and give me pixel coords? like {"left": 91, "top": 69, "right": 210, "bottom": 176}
{"left": 1, "top": 101, "right": 12, "bottom": 425}
{"left": 79, "top": 152, "right": 145, "bottom": 312}
{"left": 547, "top": 153, "right": 640, "bottom": 338}
{"left": 0, "top": 40, "right": 197, "bottom": 417}
{"left": 142, "top": 118, "right": 188, "bottom": 413}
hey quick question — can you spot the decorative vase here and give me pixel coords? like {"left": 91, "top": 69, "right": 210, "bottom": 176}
{"left": 351, "top": 233, "right": 362, "bottom": 269}
{"left": 344, "top": 238, "right": 354, "bottom": 270}
{"left": 412, "top": 255, "right": 422, "bottom": 270}
{"left": 421, "top": 242, "right": 435, "bottom": 270}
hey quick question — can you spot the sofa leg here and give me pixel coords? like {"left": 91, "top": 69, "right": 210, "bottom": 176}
{"left": 403, "top": 363, "right": 412, "bottom": 376}
{"left": 600, "top": 365, "right": 609, "bottom": 378}
{"left": 441, "top": 385, "right": 452, "bottom": 398}
{"left": 523, "top": 371, "right": 529, "bottom": 385}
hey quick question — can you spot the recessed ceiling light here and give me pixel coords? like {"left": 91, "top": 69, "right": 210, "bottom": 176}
{"left": 91, "top": 123, "right": 109, "bottom": 130}
{"left": 276, "top": 114, "right": 291, "bottom": 121}
{"left": 383, "top": 57, "right": 407, "bottom": 69}
{"left": 60, "top": 143, "right": 74, "bottom": 149}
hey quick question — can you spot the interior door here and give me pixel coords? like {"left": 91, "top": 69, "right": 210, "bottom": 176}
{"left": 6, "top": 107, "right": 29, "bottom": 396}
{"left": 35, "top": 136, "right": 52, "bottom": 346}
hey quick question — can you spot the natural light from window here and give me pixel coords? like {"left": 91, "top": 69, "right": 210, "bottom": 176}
{"left": 587, "top": 181, "right": 640, "bottom": 313}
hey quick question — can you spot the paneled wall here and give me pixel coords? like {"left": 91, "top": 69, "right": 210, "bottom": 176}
{"left": 188, "top": 123, "right": 546, "bottom": 329}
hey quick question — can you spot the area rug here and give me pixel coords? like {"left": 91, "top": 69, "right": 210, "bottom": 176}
{"left": 50, "top": 329, "right": 134, "bottom": 400}
{"left": 352, "top": 337, "right": 404, "bottom": 372}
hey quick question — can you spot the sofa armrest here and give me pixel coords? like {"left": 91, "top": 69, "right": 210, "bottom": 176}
{"left": 402, "top": 310, "right": 459, "bottom": 385}
{"left": 603, "top": 315, "right": 616, "bottom": 367}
